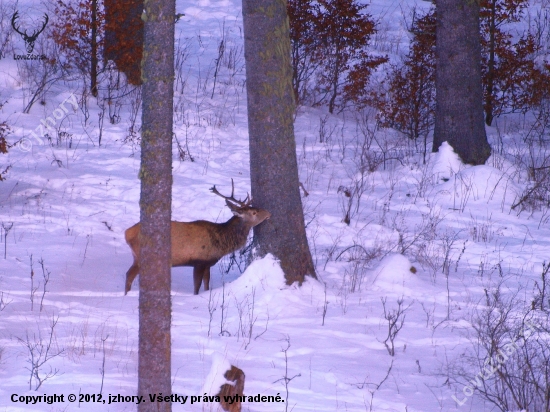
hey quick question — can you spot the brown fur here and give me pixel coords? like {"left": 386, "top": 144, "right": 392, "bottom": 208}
{"left": 217, "top": 365, "right": 245, "bottom": 412}
{"left": 124, "top": 201, "right": 270, "bottom": 295}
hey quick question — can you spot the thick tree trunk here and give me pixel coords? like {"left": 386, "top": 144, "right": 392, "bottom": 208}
{"left": 242, "top": 0, "right": 317, "bottom": 285}
{"left": 433, "top": 0, "right": 491, "bottom": 165}
{"left": 91, "top": 0, "right": 98, "bottom": 97}
{"left": 138, "top": 0, "right": 174, "bottom": 410}
{"left": 484, "top": 0, "right": 497, "bottom": 126}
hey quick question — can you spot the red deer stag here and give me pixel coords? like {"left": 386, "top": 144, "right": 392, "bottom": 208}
{"left": 124, "top": 182, "right": 271, "bottom": 295}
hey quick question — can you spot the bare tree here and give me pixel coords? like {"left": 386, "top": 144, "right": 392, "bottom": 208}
{"left": 433, "top": 0, "right": 491, "bottom": 165}
{"left": 137, "top": 0, "right": 174, "bottom": 410}
{"left": 242, "top": 0, "right": 317, "bottom": 285}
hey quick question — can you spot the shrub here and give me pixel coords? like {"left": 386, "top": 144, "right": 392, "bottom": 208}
{"left": 287, "top": 0, "right": 387, "bottom": 112}
{"left": 452, "top": 285, "right": 550, "bottom": 411}
{"left": 375, "top": 9, "right": 435, "bottom": 142}
{"left": 480, "top": 0, "right": 550, "bottom": 125}
{"left": 51, "top": 0, "right": 104, "bottom": 96}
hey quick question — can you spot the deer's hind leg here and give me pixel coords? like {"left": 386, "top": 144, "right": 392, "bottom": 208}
{"left": 203, "top": 266, "right": 211, "bottom": 292}
{"left": 193, "top": 264, "right": 208, "bottom": 295}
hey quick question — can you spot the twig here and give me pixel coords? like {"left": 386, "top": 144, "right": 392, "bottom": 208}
{"left": 17, "top": 315, "right": 64, "bottom": 390}
{"left": 99, "top": 334, "right": 109, "bottom": 395}
{"left": 273, "top": 336, "right": 301, "bottom": 412}
{"left": 245, "top": 287, "right": 257, "bottom": 349}
{"left": 254, "top": 311, "right": 270, "bottom": 341}
{"left": 334, "top": 244, "right": 370, "bottom": 262}
{"left": 208, "top": 288, "right": 217, "bottom": 337}
{"left": 322, "top": 282, "right": 329, "bottom": 326}
{"left": 219, "top": 278, "right": 230, "bottom": 337}
{"left": 2, "top": 222, "right": 13, "bottom": 259}
{"left": 380, "top": 297, "right": 412, "bottom": 356}
{"left": 211, "top": 20, "right": 226, "bottom": 98}
{"left": 38, "top": 258, "right": 50, "bottom": 312}
{"left": 29, "top": 255, "right": 38, "bottom": 311}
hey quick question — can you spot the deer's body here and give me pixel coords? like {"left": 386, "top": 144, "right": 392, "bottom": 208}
{"left": 124, "top": 191, "right": 270, "bottom": 295}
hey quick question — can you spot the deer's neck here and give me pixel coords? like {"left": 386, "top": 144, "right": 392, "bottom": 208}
{"left": 214, "top": 216, "right": 251, "bottom": 254}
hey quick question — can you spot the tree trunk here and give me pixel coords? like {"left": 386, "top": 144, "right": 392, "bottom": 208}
{"left": 433, "top": 0, "right": 491, "bottom": 165}
{"left": 91, "top": 0, "right": 98, "bottom": 97}
{"left": 484, "top": 0, "right": 497, "bottom": 126}
{"left": 242, "top": 0, "right": 317, "bottom": 285}
{"left": 138, "top": 0, "right": 174, "bottom": 410}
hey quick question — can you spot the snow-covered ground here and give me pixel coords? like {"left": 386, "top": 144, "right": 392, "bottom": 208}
{"left": 1, "top": 0, "right": 549, "bottom": 411}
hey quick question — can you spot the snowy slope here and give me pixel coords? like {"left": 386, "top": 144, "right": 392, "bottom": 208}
{"left": 1, "top": 0, "right": 549, "bottom": 411}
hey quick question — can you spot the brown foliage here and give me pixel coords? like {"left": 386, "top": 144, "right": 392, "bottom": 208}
{"left": 287, "top": 0, "right": 387, "bottom": 112}
{"left": 0, "top": 125, "right": 7, "bottom": 154}
{"left": 287, "top": 0, "right": 318, "bottom": 104}
{"left": 480, "top": 0, "right": 550, "bottom": 125}
{"left": 104, "top": 0, "right": 143, "bottom": 85}
{"left": 51, "top": 0, "right": 104, "bottom": 79}
{"left": 51, "top": 0, "right": 143, "bottom": 89}
{"left": 0, "top": 120, "right": 11, "bottom": 181}
{"left": 375, "top": 10, "right": 435, "bottom": 141}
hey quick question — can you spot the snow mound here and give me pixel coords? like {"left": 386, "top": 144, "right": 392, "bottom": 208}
{"left": 222, "top": 254, "right": 327, "bottom": 319}
{"left": 424, "top": 141, "right": 522, "bottom": 209}
{"left": 370, "top": 253, "right": 418, "bottom": 296}
{"left": 435, "top": 163, "right": 521, "bottom": 208}
{"left": 224, "top": 253, "right": 287, "bottom": 298}
{"left": 202, "top": 352, "right": 233, "bottom": 396}
{"left": 431, "top": 141, "right": 463, "bottom": 180}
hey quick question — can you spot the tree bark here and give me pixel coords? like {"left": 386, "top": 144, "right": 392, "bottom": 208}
{"left": 242, "top": 0, "right": 317, "bottom": 285}
{"left": 433, "top": 0, "right": 491, "bottom": 165}
{"left": 484, "top": 0, "right": 497, "bottom": 126}
{"left": 138, "top": 0, "right": 174, "bottom": 410}
{"left": 91, "top": 0, "right": 98, "bottom": 97}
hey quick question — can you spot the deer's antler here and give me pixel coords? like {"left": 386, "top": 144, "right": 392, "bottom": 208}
{"left": 11, "top": 11, "right": 24, "bottom": 36}
{"left": 210, "top": 179, "right": 252, "bottom": 208}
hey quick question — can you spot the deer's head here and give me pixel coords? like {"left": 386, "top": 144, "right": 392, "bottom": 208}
{"left": 210, "top": 180, "right": 271, "bottom": 227}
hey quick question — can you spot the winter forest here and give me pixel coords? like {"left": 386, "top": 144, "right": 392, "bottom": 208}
{"left": 1, "top": 0, "right": 550, "bottom": 411}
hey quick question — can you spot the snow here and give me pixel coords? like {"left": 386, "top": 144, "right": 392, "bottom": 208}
{"left": 431, "top": 141, "right": 462, "bottom": 180}
{"left": 370, "top": 253, "right": 419, "bottom": 296}
{"left": 0, "top": 0, "right": 549, "bottom": 411}
{"left": 202, "top": 352, "right": 233, "bottom": 396}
